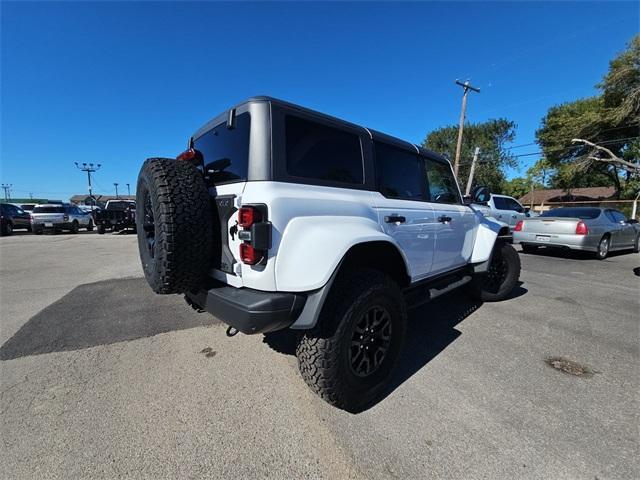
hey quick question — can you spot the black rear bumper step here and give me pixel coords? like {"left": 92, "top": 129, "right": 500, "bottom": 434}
{"left": 186, "top": 281, "right": 306, "bottom": 335}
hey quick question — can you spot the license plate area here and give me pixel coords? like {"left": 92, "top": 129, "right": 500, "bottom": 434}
{"left": 536, "top": 235, "right": 551, "bottom": 242}
{"left": 44, "top": 222, "right": 53, "bottom": 228}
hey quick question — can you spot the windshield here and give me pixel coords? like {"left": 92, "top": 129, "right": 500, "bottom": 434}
{"left": 32, "top": 206, "right": 65, "bottom": 214}
{"left": 540, "top": 208, "right": 600, "bottom": 219}
{"left": 106, "top": 201, "right": 134, "bottom": 210}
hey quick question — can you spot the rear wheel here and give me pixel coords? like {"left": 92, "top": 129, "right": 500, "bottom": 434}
{"left": 136, "top": 158, "right": 213, "bottom": 294}
{"left": 70, "top": 220, "right": 79, "bottom": 234}
{"left": 296, "top": 269, "right": 406, "bottom": 412}
{"left": 595, "top": 235, "right": 610, "bottom": 260}
{"left": 467, "top": 241, "right": 521, "bottom": 302}
{"left": 97, "top": 224, "right": 106, "bottom": 234}
{"left": 1, "top": 222, "right": 12, "bottom": 236}
{"left": 86, "top": 219, "right": 94, "bottom": 231}
{"left": 633, "top": 234, "right": 639, "bottom": 254}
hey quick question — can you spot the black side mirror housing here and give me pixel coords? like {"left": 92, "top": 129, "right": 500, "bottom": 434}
{"left": 463, "top": 195, "right": 474, "bottom": 206}
{"left": 627, "top": 218, "right": 638, "bottom": 224}
{"left": 471, "top": 186, "right": 490, "bottom": 205}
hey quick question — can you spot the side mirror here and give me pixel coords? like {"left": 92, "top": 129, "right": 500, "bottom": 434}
{"left": 627, "top": 218, "right": 638, "bottom": 224}
{"left": 463, "top": 195, "right": 473, "bottom": 206}
{"left": 471, "top": 186, "right": 490, "bottom": 204}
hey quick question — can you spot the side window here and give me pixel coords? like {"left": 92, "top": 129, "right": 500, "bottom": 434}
{"left": 605, "top": 210, "right": 617, "bottom": 222}
{"left": 492, "top": 197, "right": 508, "bottom": 210}
{"left": 612, "top": 210, "right": 627, "bottom": 222}
{"left": 374, "top": 142, "right": 423, "bottom": 200}
{"left": 285, "top": 115, "right": 364, "bottom": 184}
{"left": 506, "top": 198, "right": 524, "bottom": 212}
{"left": 194, "top": 112, "right": 251, "bottom": 185}
{"left": 425, "top": 159, "right": 461, "bottom": 204}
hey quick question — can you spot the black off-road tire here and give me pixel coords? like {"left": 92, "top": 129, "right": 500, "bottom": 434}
{"left": 296, "top": 269, "right": 407, "bottom": 412}
{"left": 521, "top": 243, "right": 538, "bottom": 254}
{"left": 87, "top": 219, "right": 94, "bottom": 231}
{"left": 136, "top": 158, "right": 213, "bottom": 294}
{"left": 467, "top": 241, "right": 521, "bottom": 302}
{"left": 70, "top": 220, "right": 79, "bottom": 234}
{"left": 633, "top": 234, "right": 639, "bottom": 254}
{"left": 97, "top": 224, "right": 106, "bottom": 235}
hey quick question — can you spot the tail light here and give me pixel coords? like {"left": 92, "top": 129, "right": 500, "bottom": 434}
{"left": 514, "top": 220, "right": 523, "bottom": 232}
{"left": 238, "top": 206, "right": 262, "bottom": 228}
{"left": 237, "top": 205, "right": 270, "bottom": 265}
{"left": 176, "top": 148, "right": 196, "bottom": 161}
{"left": 575, "top": 221, "right": 589, "bottom": 235}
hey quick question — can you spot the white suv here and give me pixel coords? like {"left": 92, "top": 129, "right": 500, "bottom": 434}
{"left": 136, "top": 97, "right": 520, "bottom": 412}
{"left": 473, "top": 193, "right": 528, "bottom": 230}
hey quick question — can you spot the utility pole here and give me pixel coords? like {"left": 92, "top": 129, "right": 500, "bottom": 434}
{"left": 1, "top": 184, "right": 11, "bottom": 201}
{"left": 453, "top": 80, "right": 480, "bottom": 178}
{"left": 75, "top": 162, "right": 101, "bottom": 211}
{"left": 114, "top": 183, "right": 119, "bottom": 198}
{"left": 465, "top": 147, "right": 481, "bottom": 195}
{"left": 126, "top": 183, "right": 130, "bottom": 196}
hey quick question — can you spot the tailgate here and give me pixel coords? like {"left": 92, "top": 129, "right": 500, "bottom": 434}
{"left": 522, "top": 217, "right": 580, "bottom": 235}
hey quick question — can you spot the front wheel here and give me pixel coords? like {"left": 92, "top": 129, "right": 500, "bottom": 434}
{"left": 86, "top": 219, "right": 94, "bottom": 231}
{"left": 0, "top": 222, "right": 12, "bottom": 236}
{"left": 296, "top": 269, "right": 406, "bottom": 412}
{"left": 467, "top": 241, "right": 521, "bottom": 302}
{"left": 97, "top": 224, "right": 106, "bottom": 235}
{"left": 70, "top": 220, "right": 79, "bottom": 234}
{"left": 633, "top": 234, "right": 639, "bottom": 254}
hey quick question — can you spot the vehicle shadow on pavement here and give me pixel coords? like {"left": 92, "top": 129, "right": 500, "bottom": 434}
{"left": 520, "top": 246, "right": 635, "bottom": 260}
{"left": 263, "top": 284, "right": 527, "bottom": 412}
{"left": 0, "top": 277, "right": 220, "bottom": 361}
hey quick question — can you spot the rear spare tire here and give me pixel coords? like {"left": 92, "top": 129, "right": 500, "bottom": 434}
{"left": 136, "top": 158, "right": 213, "bottom": 294}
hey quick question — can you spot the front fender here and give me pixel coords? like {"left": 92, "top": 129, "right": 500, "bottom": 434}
{"left": 275, "top": 216, "right": 406, "bottom": 291}
{"left": 470, "top": 215, "right": 507, "bottom": 263}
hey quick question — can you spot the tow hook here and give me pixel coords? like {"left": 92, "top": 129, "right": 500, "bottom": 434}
{"left": 226, "top": 326, "right": 239, "bottom": 337}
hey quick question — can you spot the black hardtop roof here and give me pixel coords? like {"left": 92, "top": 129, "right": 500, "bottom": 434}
{"left": 198, "top": 96, "right": 449, "bottom": 164}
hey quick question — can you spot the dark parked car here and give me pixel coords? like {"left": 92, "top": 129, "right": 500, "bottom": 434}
{"left": 0, "top": 203, "right": 31, "bottom": 235}
{"left": 95, "top": 200, "right": 136, "bottom": 234}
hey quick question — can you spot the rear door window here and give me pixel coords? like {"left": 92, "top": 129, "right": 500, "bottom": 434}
{"left": 194, "top": 112, "right": 251, "bottom": 185}
{"left": 374, "top": 142, "right": 423, "bottom": 200}
{"left": 285, "top": 115, "right": 364, "bottom": 185}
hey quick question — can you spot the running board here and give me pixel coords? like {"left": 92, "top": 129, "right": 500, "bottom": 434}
{"left": 404, "top": 273, "right": 472, "bottom": 309}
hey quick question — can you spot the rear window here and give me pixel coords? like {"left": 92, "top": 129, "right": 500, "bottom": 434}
{"left": 285, "top": 115, "right": 364, "bottom": 185}
{"left": 195, "top": 112, "right": 251, "bottom": 185}
{"left": 540, "top": 208, "right": 600, "bottom": 219}
{"left": 106, "top": 201, "right": 134, "bottom": 211}
{"left": 33, "top": 206, "right": 65, "bottom": 213}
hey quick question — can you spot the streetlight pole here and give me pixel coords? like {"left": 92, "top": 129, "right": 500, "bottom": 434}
{"left": 74, "top": 162, "right": 101, "bottom": 212}
{"left": 114, "top": 183, "right": 119, "bottom": 198}
{"left": 453, "top": 80, "right": 480, "bottom": 178}
{"left": 126, "top": 183, "right": 130, "bottom": 196}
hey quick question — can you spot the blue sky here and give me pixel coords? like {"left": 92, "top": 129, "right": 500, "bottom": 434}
{"left": 1, "top": 1, "right": 637, "bottom": 201}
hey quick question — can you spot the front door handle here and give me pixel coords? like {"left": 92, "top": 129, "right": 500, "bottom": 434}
{"left": 384, "top": 215, "right": 406, "bottom": 224}
{"left": 438, "top": 215, "right": 452, "bottom": 224}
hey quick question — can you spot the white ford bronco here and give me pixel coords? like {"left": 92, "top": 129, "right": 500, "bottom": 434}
{"left": 136, "top": 97, "right": 520, "bottom": 412}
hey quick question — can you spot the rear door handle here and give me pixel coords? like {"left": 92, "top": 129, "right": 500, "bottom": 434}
{"left": 384, "top": 215, "right": 406, "bottom": 224}
{"left": 438, "top": 215, "right": 452, "bottom": 223}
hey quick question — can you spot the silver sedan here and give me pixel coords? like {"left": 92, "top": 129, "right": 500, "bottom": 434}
{"left": 513, "top": 207, "right": 640, "bottom": 259}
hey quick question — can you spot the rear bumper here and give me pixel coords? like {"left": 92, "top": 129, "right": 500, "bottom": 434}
{"left": 186, "top": 282, "right": 307, "bottom": 335}
{"left": 513, "top": 231, "right": 598, "bottom": 251}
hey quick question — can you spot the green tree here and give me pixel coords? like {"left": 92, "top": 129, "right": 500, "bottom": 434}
{"left": 536, "top": 35, "right": 639, "bottom": 197}
{"left": 422, "top": 118, "right": 517, "bottom": 193}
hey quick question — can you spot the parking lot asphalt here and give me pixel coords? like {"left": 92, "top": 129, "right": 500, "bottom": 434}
{"left": 1, "top": 232, "right": 638, "bottom": 479}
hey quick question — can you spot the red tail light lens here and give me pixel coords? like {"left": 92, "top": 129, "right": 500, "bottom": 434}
{"left": 239, "top": 243, "right": 262, "bottom": 265}
{"left": 575, "top": 221, "right": 589, "bottom": 235}
{"left": 238, "top": 206, "right": 262, "bottom": 228}
{"left": 514, "top": 220, "right": 523, "bottom": 232}
{"left": 176, "top": 148, "right": 196, "bottom": 162}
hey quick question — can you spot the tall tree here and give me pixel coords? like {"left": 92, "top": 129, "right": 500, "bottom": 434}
{"left": 423, "top": 118, "right": 517, "bottom": 193}
{"left": 536, "top": 35, "right": 640, "bottom": 197}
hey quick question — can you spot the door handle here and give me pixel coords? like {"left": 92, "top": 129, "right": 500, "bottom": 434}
{"left": 384, "top": 215, "right": 406, "bottom": 224}
{"left": 438, "top": 215, "right": 452, "bottom": 224}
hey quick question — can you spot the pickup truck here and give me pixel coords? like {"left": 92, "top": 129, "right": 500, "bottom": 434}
{"left": 135, "top": 96, "right": 521, "bottom": 412}
{"left": 95, "top": 200, "right": 136, "bottom": 234}
{"left": 472, "top": 193, "right": 528, "bottom": 231}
